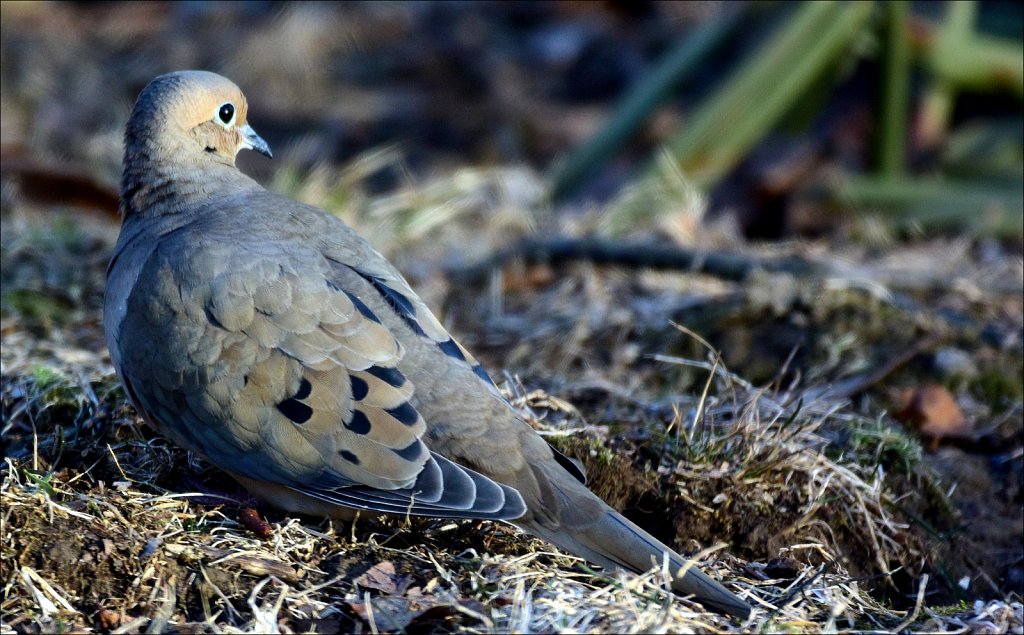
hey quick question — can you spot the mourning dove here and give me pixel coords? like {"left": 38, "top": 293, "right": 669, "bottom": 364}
{"left": 103, "top": 70, "right": 751, "bottom": 618}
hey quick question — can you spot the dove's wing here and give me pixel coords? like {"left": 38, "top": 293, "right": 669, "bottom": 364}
{"left": 114, "top": 219, "right": 524, "bottom": 520}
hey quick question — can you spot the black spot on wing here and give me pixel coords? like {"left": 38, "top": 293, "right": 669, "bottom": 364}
{"left": 105, "top": 248, "right": 122, "bottom": 279}
{"left": 550, "top": 444, "right": 587, "bottom": 484}
{"left": 278, "top": 399, "right": 313, "bottom": 424}
{"left": 203, "top": 306, "right": 225, "bottom": 330}
{"left": 356, "top": 272, "right": 426, "bottom": 336}
{"left": 342, "top": 290, "right": 381, "bottom": 323}
{"left": 437, "top": 338, "right": 466, "bottom": 362}
{"left": 472, "top": 364, "right": 496, "bottom": 386}
{"left": 346, "top": 409, "right": 371, "bottom": 434}
{"left": 385, "top": 402, "right": 419, "bottom": 426}
{"left": 294, "top": 378, "right": 312, "bottom": 400}
{"left": 350, "top": 375, "right": 368, "bottom": 401}
{"left": 339, "top": 449, "right": 360, "bottom": 464}
{"left": 392, "top": 440, "right": 424, "bottom": 462}
{"left": 366, "top": 365, "right": 405, "bottom": 388}
{"left": 368, "top": 276, "right": 415, "bottom": 317}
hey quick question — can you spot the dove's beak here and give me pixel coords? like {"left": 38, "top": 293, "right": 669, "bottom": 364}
{"left": 240, "top": 124, "right": 272, "bottom": 158}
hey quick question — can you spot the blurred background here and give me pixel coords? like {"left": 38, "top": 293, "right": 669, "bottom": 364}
{"left": 3, "top": 2, "right": 1021, "bottom": 229}
{"left": 1, "top": 0, "right": 1022, "bottom": 627}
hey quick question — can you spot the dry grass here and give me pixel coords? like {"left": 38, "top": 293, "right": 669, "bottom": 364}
{"left": 2, "top": 3, "right": 1021, "bottom": 630}
{"left": 2, "top": 358, "right": 1020, "bottom": 633}
{"left": 2, "top": 164, "right": 1021, "bottom": 633}
{"left": 1, "top": 248, "right": 1018, "bottom": 634}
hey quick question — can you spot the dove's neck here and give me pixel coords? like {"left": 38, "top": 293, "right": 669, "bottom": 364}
{"left": 121, "top": 139, "right": 260, "bottom": 218}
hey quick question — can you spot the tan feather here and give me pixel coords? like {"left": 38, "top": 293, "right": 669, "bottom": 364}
{"left": 104, "top": 70, "right": 752, "bottom": 619}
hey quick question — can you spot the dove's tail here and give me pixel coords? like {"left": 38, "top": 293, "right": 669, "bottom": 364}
{"left": 515, "top": 464, "right": 752, "bottom": 619}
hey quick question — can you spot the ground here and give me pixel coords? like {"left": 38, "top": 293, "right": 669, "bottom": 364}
{"left": 1, "top": 2, "right": 1022, "bottom": 633}
{"left": 2, "top": 181, "right": 1021, "bottom": 632}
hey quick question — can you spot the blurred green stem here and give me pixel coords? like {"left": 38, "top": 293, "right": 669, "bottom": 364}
{"left": 838, "top": 176, "right": 1024, "bottom": 236}
{"left": 548, "top": 6, "right": 746, "bottom": 202}
{"left": 878, "top": 1, "right": 910, "bottom": 179}
{"left": 926, "top": 2, "right": 1024, "bottom": 99}
{"left": 660, "top": 1, "right": 874, "bottom": 188}
{"left": 917, "top": 1, "right": 976, "bottom": 149}
{"left": 602, "top": 1, "right": 874, "bottom": 235}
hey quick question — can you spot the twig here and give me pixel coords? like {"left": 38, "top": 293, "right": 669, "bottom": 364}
{"left": 447, "top": 237, "right": 818, "bottom": 283}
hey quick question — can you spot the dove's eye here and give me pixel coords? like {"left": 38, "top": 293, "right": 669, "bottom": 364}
{"left": 217, "top": 103, "right": 235, "bottom": 126}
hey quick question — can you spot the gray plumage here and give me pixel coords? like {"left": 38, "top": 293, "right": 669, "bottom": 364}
{"left": 104, "top": 70, "right": 751, "bottom": 618}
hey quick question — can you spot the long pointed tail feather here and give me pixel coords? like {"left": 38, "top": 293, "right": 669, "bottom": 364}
{"left": 517, "top": 467, "right": 752, "bottom": 618}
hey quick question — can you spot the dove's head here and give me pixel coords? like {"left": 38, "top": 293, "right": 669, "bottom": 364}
{"left": 125, "top": 70, "right": 272, "bottom": 169}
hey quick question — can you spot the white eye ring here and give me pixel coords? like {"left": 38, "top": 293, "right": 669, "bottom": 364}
{"left": 216, "top": 102, "right": 236, "bottom": 128}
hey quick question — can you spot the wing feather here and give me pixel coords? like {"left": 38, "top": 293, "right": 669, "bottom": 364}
{"left": 118, "top": 236, "right": 525, "bottom": 519}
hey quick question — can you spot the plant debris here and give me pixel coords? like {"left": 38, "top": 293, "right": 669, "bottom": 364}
{"left": 2, "top": 190, "right": 1021, "bottom": 631}
{"left": 1, "top": 3, "right": 1020, "bottom": 632}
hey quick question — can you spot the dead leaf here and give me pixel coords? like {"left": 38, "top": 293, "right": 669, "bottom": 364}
{"left": 347, "top": 594, "right": 486, "bottom": 632}
{"left": 348, "top": 596, "right": 422, "bottom": 632}
{"left": 353, "top": 561, "right": 400, "bottom": 595}
{"left": 162, "top": 543, "right": 302, "bottom": 582}
{"left": 895, "top": 384, "right": 973, "bottom": 446}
